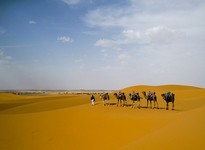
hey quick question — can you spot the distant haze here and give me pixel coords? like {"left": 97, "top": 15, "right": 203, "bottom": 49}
{"left": 0, "top": 0, "right": 205, "bottom": 90}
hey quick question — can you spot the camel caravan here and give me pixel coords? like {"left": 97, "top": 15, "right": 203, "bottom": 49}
{"left": 99, "top": 91, "right": 175, "bottom": 110}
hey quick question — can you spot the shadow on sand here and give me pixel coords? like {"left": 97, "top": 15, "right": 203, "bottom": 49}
{"left": 0, "top": 102, "right": 35, "bottom": 112}
{"left": 102, "top": 104, "right": 182, "bottom": 111}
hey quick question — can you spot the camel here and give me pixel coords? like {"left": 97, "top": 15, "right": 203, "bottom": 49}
{"left": 100, "top": 92, "right": 110, "bottom": 106}
{"left": 129, "top": 92, "right": 141, "bottom": 108}
{"left": 161, "top": 91, "right": 175, "bottom": 110}
{"left": 114, "top": 92, "right": 127, "bottom": 107}
{"left": 142, "top": 91, "right": 158, "bottom": 109}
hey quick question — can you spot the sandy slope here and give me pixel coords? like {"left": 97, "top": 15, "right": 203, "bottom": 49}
{"left": 0, "top": 85, "right": 205, "bottom": 150}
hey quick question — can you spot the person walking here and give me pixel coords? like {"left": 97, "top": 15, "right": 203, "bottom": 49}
{"left": 91, "top": 95, "right": 95, "bottom": 106}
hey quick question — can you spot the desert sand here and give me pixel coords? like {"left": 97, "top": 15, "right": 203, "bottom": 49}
{"left": 0, "top": 85, "right": 205, "bottom": 150}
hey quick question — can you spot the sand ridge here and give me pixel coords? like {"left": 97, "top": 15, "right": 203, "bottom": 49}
{"left": 0, "top": 85, "right": 205, "bottom": 150}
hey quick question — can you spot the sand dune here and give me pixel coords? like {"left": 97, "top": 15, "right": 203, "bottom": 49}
{"left": 0, "top": 85, "right": 205, "bottom": 150}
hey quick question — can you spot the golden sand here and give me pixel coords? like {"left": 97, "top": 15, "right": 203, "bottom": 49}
{"left": 0, "top": 85, "right": 205, "bottom": 150}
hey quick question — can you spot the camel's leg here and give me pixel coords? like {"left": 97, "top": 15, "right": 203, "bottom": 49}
{"left": 150, "top": 101, "right": 152, "bottom": 109}
{"left": 155, "top": 101, "right": 159, "bottom": 109}
{"left": 103, "top": 100, "right": 105, "bottom": 106}
{"left": 166, "top": 102, "right": 169, "bottom": 110}
{"left": 147, "top": 100, "right": 149, "bottom": 108}
{"left": 156, "top": 101, "right": 159, "bottom": 109}
{"left": 172, "top": 102, "right": 174, "bottom": 110}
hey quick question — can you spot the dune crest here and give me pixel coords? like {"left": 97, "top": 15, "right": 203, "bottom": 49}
{"left": 119, "top": 84, "right": 203, "bottom": 94}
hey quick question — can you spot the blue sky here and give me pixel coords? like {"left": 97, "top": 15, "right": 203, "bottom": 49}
{"left": 0, "top": 0, "right": 205, "bottom": 90}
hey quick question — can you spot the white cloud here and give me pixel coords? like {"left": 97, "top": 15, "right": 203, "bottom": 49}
{"left": 95, "top": 38, "right": 131, "bottom": 48}
{"left": 84, "top": 0, "right": 205, "bottom": 31}
{"left": 84, "top": 6, "right": 130, "bottom": 28}
{"left": 95, "top": 25, "right": 183, "bottom": 49}
{"left": 95, "top": 31, "right": 141, "bottom": 48}
{"left": 57, "top": 36, "right": 73, "bottom": 43}
{"left": 95, "top": 39, "right": 118, "bottom": 48}
{"left": 29, "top": 20, "right": 37, "bottom": 24}
{"left": 122, "top": 30, "right": 141, "bottom": 40}
{"left": 145, "top": 26, "right": 181, "bottom": 44}
{"left": 61, "top": 0, "right": 94, "bottom": 6}
{"left": 61, "top": 0, "right": 80, "bottom": 5}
